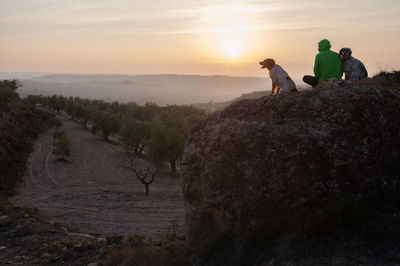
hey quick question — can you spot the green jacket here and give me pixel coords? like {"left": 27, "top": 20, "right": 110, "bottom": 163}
{"left": 313, "top": 39, "right": 343, "bottom": 83}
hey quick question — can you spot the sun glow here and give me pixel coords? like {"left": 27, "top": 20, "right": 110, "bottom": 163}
{"left": 224, "top": 41, "right": 243, "bottom": 58}
{"left": 217, "top": 30, "right": 246, "bottom": 60}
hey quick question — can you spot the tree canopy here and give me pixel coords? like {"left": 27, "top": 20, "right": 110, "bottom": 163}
{"left": 0, "top": 80, "right": 19, "bottom": 117}
{"left": 26, "top": 94, "right": 207, "bottom": 172}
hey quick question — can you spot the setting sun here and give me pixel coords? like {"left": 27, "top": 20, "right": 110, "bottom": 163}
{"left": 224, "top": 41, "right": 243, "bottom": 58}
{"left": 214, "top": 30, "right": 248, "bottom": 61}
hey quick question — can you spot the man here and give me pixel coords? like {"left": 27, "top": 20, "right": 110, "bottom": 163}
{"left": 303, "top": 39, "right": 343, "bottom": 87}
{"left": 339, "top": 48, "right": 368, "bottom": 80}
{"left": 259, "top": 58, "right": 297, "bottom": 95}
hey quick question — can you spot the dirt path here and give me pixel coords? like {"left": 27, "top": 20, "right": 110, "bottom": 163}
{"left": 13, "top": 116, "right": 185, "bottom": 240}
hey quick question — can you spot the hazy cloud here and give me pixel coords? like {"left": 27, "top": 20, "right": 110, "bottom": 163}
{"left": 1, "top": 0, "right": 399, "bottom": 75}
{"left": 1, "top": 0, "right": 399, "bottom": 36}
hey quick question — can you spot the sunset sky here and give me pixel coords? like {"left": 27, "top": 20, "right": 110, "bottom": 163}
{"left": 1, "top": 0, "right": 400, "bottom": 78}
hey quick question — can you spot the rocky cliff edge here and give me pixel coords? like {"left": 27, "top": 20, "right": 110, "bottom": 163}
{"left": 182, "top": 75, "right": 400, "bottom": 246}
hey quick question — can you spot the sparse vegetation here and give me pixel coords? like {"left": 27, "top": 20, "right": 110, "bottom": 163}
{"left": 26, "top": 94, "right": 207, "bottom": 174}
{"left": 23, "top": 94, "right": 206, "bottom": 197}
{"left": 52, "top": 130, "right": 71, "bottom": 161}
{"left": 0, "top": 80, "right": 19, "bottom": 118}
{"left": 91, "top": 110, "right": 121, "bottom": 141}
{"left": 119, "top": 119, "right": 151, "bottom": 155}
{"left": 117, "top": 150, "right": 160, "bottom": 196}
{"left": 48, "top": 117, "right": 63, "bottom": 128}
{"left": 103, "top": 231, "right": 187, "bottom": 266}
{"left": 0, "top": 81, "right": 51, "bottom": 198}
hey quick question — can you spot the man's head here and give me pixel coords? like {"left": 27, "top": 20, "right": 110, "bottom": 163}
{"left": 318, "top": 39, "right": 331, "bottom": 52}
{"left": 259, "top": 58, "right": 276, "bottom": 70}
{"left": 339, "top": 47, "right": 352, "bottom": 61}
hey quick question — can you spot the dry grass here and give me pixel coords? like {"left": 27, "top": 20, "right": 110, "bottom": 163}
{"left": 102, "top": 224, "right": 187, "bottom": 266}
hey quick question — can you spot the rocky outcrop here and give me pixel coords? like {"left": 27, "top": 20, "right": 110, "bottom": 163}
{"left": 182, "top": 78, "right": 400, "bottom": 243}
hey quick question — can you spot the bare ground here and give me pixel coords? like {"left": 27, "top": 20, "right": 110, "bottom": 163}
{"left": 13, "top": 115, "right": 185, "bottom": 240}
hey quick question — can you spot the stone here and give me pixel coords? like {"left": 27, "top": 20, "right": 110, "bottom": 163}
{"left": 0, "top": 215, "right": 11, "bottom": 225}
{"left": 182, "top": 77, "right": 400, "bottom": 243}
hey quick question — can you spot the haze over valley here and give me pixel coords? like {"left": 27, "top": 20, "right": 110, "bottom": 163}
{"left": 3, "top": 73, "right": 274, "bottom": 105}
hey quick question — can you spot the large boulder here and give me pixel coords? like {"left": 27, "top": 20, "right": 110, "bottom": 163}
{"left": 182, "top": 79, "right": 400, "bottom": 243}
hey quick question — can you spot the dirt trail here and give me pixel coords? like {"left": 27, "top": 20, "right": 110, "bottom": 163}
{"left": 13, "top": 116, "right": 185, "bottom": 240}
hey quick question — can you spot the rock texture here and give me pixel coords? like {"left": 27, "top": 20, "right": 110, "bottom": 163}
{"left": 182, "top": 77, "right": 400, "bottom": 243}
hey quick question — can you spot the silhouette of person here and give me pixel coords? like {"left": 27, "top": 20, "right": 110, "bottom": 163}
{"left": 303, "top": 39, "right": 343, "bottom": 87}
{"left": 339, "top": 48, "right": 368, "bottom": 80}
{"left": 259, "top": 58, "right": 297, "bottom": 95}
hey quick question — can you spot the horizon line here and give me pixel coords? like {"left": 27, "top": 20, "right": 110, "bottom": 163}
{"left": 0, "top": 70, "right": 267, "bottom": 79}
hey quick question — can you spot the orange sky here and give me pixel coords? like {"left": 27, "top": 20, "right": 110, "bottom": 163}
{"left": 1, "top": 0, "right": 400, "bottom": 79}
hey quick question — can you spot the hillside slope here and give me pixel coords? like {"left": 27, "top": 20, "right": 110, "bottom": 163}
{"left": 0, "top": 98, "right": 50, "bottom": 197}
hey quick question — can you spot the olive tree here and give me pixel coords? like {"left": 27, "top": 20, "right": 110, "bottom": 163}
{"left": 91, "top": 111, "right": 120, "bottom": 141}
{"left": 119, "top": 119, "right": 152, "bottom": 155}
{"left": 117, "top": 151, "right": 160, "bottom": 196}
{"left": 52, "top": 130, "right": 71, "bottom": 161}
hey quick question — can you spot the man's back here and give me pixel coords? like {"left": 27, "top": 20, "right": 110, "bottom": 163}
{"left": 314, "top": 39, "right": 343, "bottom": 83}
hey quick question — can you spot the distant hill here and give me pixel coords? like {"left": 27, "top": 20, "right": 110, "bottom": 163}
{"left": 16, "top": 74, "right": 270, "bottom": 106}
{"left": 192, "top": 90, "right": 270, "bottom": 113}
{"left": 0, "top": 72, "right": 53, "bottom": 80}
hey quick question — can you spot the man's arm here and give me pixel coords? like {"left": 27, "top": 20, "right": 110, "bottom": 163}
{"left": 313, "top": 54, "right": 320, "bottom": 79}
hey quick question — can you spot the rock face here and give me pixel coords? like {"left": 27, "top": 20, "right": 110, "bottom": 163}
{"left": 182, "top": 78, "right": 400, "bottom": 243}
